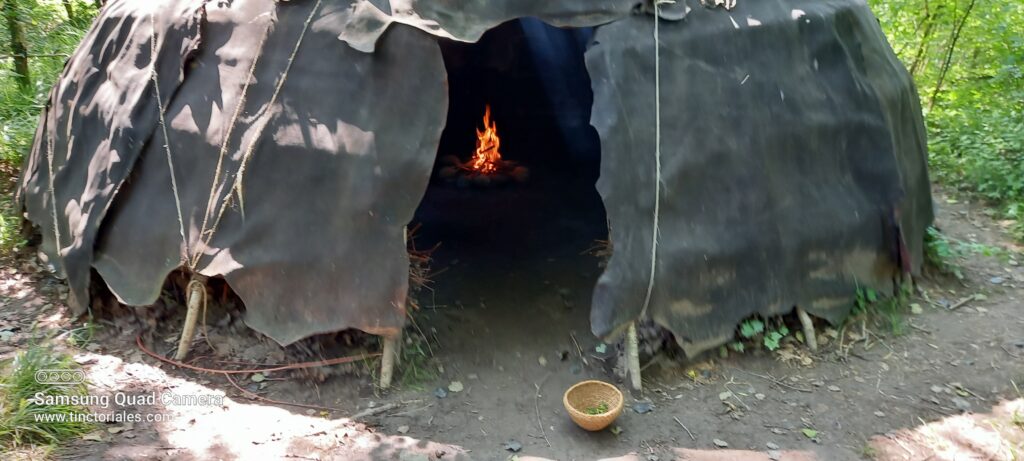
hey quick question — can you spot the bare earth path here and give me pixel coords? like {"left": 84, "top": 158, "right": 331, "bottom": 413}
{"left": 1, "top": 186, "right": 1022, "bottom": 460}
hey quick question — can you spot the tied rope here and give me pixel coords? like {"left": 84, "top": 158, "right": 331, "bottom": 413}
{"left": 149, "top": 0, "right": 320, "bottom": 357}
{"left": 639, "top": 0, "right": 667, "bottom": 319}
{"left": 190, "top": 0, "right": 321, "bottom": 269}
{"left": 150, "top": 14, "right": 189, "bottom": 261}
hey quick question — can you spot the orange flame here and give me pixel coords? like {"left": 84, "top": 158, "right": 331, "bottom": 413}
{"left": 468, "top": 105, "right": 501, "bottom": 174}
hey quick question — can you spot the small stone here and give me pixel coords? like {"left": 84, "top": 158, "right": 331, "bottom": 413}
{"left": 910, "top": 303, "right": 923, "bottom": 314}
{"left": 397, "top": 425, "right": 410, "bottom": 434}
{"left": 930, "top": 385, "right": 946, "bottom": 394}
{"left": 632, "top": 401, "right": 653, "bottom": 414}
{"left": 718, "top": 391, "right": 733, "bottom": 401}
{"left": 811, "top": 380, "right": 825, "bottom": 387}
{"left": 503, "top": 440, "right": 522, "bottom": 452}
{"left": 305, "top": 409, "right": 316, "bottom": 415}
{"left": 538, "top": 355, "right": 547, "bottom": 367}
{"left": 766, "top": 442, "right": 780, "bottom": 450}
{"left": 827, "top": 385, "right": 841, "bottom": 392}
{"left": 250, "top": 373, "right": 266, "bottom": 383}
{"left": 770, "top": 427, "right": 785, "bottom": 435}
{"left": 874, "top": 411, "right": 885, "bottom": 417}
{"left": 990, "top": 277, "right": 1005, "bottom": 285}
{"left": 434, "top": 387, "right": 448, "bottom": 399}
{"left": 951, "top": 397, "right": 971, "bottom": 411}
{"left": 467, "top": 373, "right": 478, "bottom": 380}
{"left": 448, "top": 381, "right": 464, "bottom": 393}
{"left": 755, "top": 393, "right": 766, "bottom": 400}
{"left": 713, "top": 439, "right": 729, "bottom": 448}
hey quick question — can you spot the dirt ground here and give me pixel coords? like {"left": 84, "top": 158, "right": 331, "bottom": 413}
{"left": 2, "top": 183, "right": 1023, "bottom": 460}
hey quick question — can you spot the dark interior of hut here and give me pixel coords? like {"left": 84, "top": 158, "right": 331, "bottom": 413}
{"left": 409, "top": 19, "right": 608, "bottom": 347}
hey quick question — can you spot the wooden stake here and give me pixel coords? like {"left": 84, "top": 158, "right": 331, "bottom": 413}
{"left": 380, "top": 331, "right": 401, "bottom": 389}
{"left": 626, "top": 323, "right": 642, "bottom": 391}
{"left": 795, "top": 306, "right": 818, "bottom": 352}
{"left": 174, "top": 280, "right": 205, "bottom": 361}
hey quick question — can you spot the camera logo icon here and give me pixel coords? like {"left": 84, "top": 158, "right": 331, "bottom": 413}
{"left": 34, "top": 369, "right": 86, "bottom": 385}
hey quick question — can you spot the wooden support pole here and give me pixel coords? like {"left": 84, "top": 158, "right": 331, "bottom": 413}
{"left": 626, "top": 323, "right": 642, "bottom": 391}
{"left": 174, "top": 279, "right": 205, "bottom": 361}
{"left": 379, "top": 331, "right": 401, "bottom": 389}
{"left": 795, "top": 306, "right": 818, "bottom": 352}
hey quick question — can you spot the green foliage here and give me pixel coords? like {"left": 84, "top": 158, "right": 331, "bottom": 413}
{"left": 852, "top": 281, "right": 913, "bottom": 335}
{"left": 0, "top": 344, "right": 93, "bottom": 449}
{"left": 0, "top": 1, "right": 97, "bottom": 165}
{"left": 397, "top": 335, "right": 437, "bottom": 390}
{"left": 924, "top": 226, "right": 1014, "bottom": 277}
{"left": 870, "top": 0, "right": 1024, "bottom": 239}
{"left": 584, "top": 402, "right": 609, "bottom": 415}
{"left": 734, "top": 317, "right": 792, "bottom": 352}
{"left": 763, "top": 324, "right": 789, "bottom": 351}
{"left": 739, "top": 319, "right": 764, "bottom": 339}
{"left": 0, "top": 193, "right": 25, "bottom": 254}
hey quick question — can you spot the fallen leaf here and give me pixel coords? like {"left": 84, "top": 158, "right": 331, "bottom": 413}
{"left": 610, "top": 426, "right": 623, "bottom": 435}
{"left": 448, "top": 381, "right": 464, "bottom": 393}
{"left": 802, "top": 428, "right": 818, "bottom": 438}
{"left": 251, "top": 373, "right": 266, "bottom": 383}
{"left": 713, "top": 438, "right": 729, "bottom": 448}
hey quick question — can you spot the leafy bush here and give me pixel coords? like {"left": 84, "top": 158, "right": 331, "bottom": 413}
{"left": 870, "top": 0, "right": 1024, "bottom": 239}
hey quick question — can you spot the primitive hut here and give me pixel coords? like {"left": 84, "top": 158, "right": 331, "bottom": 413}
{"left": 16, "top": 0, "right": 932, "bottom": 385}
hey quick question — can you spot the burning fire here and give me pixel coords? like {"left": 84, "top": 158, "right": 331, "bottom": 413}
{"left": 467, "top": 105, "right": 501, "bottom": 174}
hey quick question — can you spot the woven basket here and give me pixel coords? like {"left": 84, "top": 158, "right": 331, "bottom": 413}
{"left": 563, "top": 380, "right": 624, "bottom": 431}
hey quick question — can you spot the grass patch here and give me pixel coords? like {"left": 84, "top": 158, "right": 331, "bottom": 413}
{"left": 851, "top": 279, "right": 913, "bottom": 336}
{"left": 0, "top": 345, "right": 93, "bottom": 450}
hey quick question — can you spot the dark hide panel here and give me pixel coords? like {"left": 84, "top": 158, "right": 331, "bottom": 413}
{"left": 338, "top": 0, "right": 640, "bottom": 52}
{"left": 586, "top": 0, "right": 932, "bottom": 354}
{"left": 92, "top": 0, "right": 447, "bottom": 344}
{"left": 16, "top": 0, "right": 204, "bottom": 311}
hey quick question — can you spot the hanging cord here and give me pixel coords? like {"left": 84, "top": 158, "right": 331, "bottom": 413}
{"left": 150, "top": 14, "right": 189, "bottom": 261}
{"left": 190, "top": 0, "right": 321, "bottom": 269}
{"left": 193, "top": 24, "right": 272, "bottom": 269}
{"left": 639, "top": 0, "right": 667, "bottom": 319}
{"left": 148, "top": 2, "right": 320, "bottom": 362}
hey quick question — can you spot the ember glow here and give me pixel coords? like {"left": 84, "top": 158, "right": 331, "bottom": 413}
{"left": 467, "top": 105, "right": 502, "bottom": 174}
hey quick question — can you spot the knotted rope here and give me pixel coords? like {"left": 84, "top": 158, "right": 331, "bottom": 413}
{"left": 149, "top": 0, "right": 322, "bottom": 360}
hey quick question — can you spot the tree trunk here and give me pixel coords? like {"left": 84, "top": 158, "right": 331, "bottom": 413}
{"left": 929, "top": 0, "right": 977, "bottom": 110}
{"left": 908, "top": 0, "right": 934, "bottom": 77}
{"left": 3, "top": 0, "right": 31, "bottom": 91}
{"left": 62, "top": 0, "right": 74, "bottom": 22}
